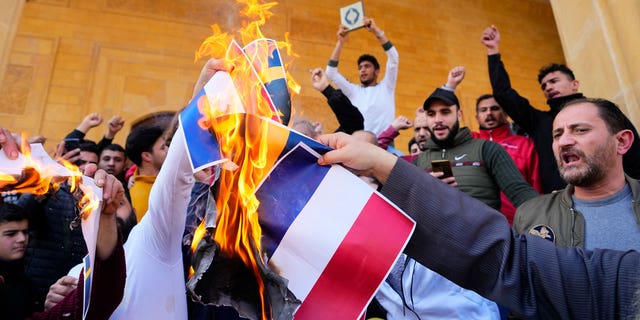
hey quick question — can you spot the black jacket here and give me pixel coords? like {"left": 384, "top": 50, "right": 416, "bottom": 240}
{"left": 17, "top": 185, "right": 87, "bottom": 312}
{"left": 488, "top": 53, "right": 640, "bottom": 193}
{"left": 321, "top": 86, "right": 364, "bottom": 134}
{"left": 0, "top": 259, "right": 34, "bottom": 319}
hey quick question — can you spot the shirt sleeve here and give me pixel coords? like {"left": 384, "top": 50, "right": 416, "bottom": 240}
{"left": 482, "top": 140, "right": 539, "bottom": 207}
{"left": 325, "top": 65, "right": 358, "bottom": 97}
{"left": 143, "top": 125, "right": 195, "bottom": 263}
{"left": 28, "top": 236, "right": 126, "bottom": 320}
{"left": 64, "top": 129, "right": 86, "bottom": 140}
{"left": 376, "top": 125, "right": 400, "bottom": 150}
{"left": 380, "top": 43, "right": 399, "bottom": 93}
{"left": 488, "top": 54, "right": 544, "bottom": 133}
{"left": 321, "top": 86, "right": 364, "bottom": 134}
{"left": 96, "top": 136, "right": 114, "bottom": 153}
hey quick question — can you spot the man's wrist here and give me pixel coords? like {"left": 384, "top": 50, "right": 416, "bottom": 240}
{"left": 442, "top": 84, "right": 456, "bottom": 92}
{"left": 76, "top": 125, "right": 90, "bottom": 133}
{"left": 376, "top": 30, "right": 385, "bottom": 39}
{"left": 371, "top": 151, "right": 396, "bottom": 185}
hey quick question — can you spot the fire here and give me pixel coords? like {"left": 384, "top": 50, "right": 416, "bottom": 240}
{"left": 0, "top": 135, "right": 79, "bottom": 195}
{"left": 77, "top": 180, "right": 100, "bottom": 221}
{"left": 0, "top": 135, "right": 94, "bottom": 219}
{"left": 59, "top": 157, "right": 83, "bottom": 193}
{"left": 189, "top": 0, "right": 300, "bottom": 318}
{"left": 0, "top": 167, "right": 51, "bottom": 195}
{"left": 279, "top": 32, "right": 301, "bottom": 95}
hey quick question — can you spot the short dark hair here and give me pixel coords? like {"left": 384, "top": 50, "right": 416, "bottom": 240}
{"left": 79, "top": 140, "right": 99, "bottom": 157}
{"left": 561, "top": 98, "right": 628, "bottom": 134}
{"left": 125, "top": 126, "right": 164, "bottom": 166}
{"left": 538, "top": 63, "right": 575, "bottom": 84}
{"left": 101, "top": 143, "right": 125, "bottom": 154}
{"left": 162, "top": 110, "right": 183, "bottom": 147}
{"left": 357, "top": 54, "right": 380, "bottom": 70}
{"left": 475, "top": 94, "right": 494, "bottom": 112}
{"left": 408, "top": 137, "right": 417, "bottom": 152}
{"left": 0, "top": 202, "right": 27, "bottom": 224}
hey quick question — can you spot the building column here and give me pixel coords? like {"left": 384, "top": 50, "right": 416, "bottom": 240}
{"left": 549, "top": 0, "right": 640, "bottom": 126}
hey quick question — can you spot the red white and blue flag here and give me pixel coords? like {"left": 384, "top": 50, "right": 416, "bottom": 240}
{"left": 256, "top": 144, "right": 415, "bottom": 318}
{"left": 179, "top": 39, "right": 415, "bottom": 318}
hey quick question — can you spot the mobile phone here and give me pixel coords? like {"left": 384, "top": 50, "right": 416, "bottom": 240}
{"left": 431, "top": 160, "right": 454, "bottom": 179}
{"left": 64, "top": 138, "right": 80, "bottom": 152}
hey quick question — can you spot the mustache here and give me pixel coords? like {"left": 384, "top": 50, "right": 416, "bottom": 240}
{"left": 559, "top": 146, "right": 582, "bottom": 154}
{"left": 558, "top": 146, "right": 586, "bottom": 161}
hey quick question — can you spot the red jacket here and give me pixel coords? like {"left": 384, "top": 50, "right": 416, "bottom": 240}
{"left": 473, "top": 124, "right": 541, "bottom": 224}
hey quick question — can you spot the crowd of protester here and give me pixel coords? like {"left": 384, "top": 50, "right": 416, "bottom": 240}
{"left": 1, "top": 18, "right": 639, "bottom": 320}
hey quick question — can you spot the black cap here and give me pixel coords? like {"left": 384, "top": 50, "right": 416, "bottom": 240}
{"left": 423, "top": 88, "right": 460, "bottom": 110}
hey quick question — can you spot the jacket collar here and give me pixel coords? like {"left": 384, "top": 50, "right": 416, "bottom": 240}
{"left": 547, "top": 93, "right": 585, "bottom": 115}
{"left": 560, "top": 174, "right": 640, "bottom": 209}
{"left": 425, "top": 127, "right": 473, "bottom": 150}
{"left": 475, "top": 123, "right": 511, "bottom": 141}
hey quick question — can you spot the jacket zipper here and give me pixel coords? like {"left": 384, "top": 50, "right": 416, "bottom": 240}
{"left": 569, "top": 207, "right": 576, "bottom": 246}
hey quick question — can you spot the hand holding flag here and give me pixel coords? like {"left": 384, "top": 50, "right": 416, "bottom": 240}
{"left": 318, "top": 132, "right": 398, "bottom": 183}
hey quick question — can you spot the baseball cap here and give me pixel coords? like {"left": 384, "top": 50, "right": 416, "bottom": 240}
{"left": 423, "top": 88, "right": 460, "bottom": 110}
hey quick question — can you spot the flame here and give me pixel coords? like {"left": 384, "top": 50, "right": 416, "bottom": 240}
{"left": 0, "top": 134, "right": 80, "bottom": 195}
{"left": 0, "top": 167, "right": 51, "bottom": 195}
{"left": 196, "top": 0, "right": 300, "bottom": 97}
{"left": 0, "top": 134, "right": 93, "bottom": 223}
{"left": 279, "top": 32, "right": 301, "bottom": 95}
{"left": 189, "top": 0, "right": 301, "bottom": 318}
{"left": 195, "top": 25, "right": 232, "bottom": 63}
{"left": 58, "top": 158, "right": 83, "bottom": 193}
{"left": 77, "top": 181, "right": 100, "bottom": 221}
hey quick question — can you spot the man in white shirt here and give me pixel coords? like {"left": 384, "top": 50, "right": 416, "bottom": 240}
{"left": 110, "top": 58, "right": 229, "bottom": 319}
{"left": 326, "top": 17, "right": 398, "bottom": 136}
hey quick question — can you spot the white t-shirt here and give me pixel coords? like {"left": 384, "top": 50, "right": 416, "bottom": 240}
{"left": 326, "top": 45, "right": 399, "bottom": 136}
{"left": 110, "top": 126, "right": 194, "bottom": 319}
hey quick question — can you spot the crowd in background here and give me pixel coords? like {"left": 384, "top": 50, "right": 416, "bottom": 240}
{"left": 1, "top": 19, "right": 639, "bottom": 320}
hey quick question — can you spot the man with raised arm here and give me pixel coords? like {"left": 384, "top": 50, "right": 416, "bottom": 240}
{"left": 481, "top": 25, "right": 640, "bottom": 193}
{"left": 325, "top": 17, "right": 398, "bottom": 136}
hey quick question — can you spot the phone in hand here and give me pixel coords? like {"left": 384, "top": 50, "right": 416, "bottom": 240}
{"left": 64, "top": 138, "right": 80, "bottom": 153}
{"left": 431, "top": 160, "right": 454, "bottom": 179}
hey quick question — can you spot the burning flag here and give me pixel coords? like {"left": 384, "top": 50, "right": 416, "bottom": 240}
{"left": 182, "top": 0, "right": 414, "bottom": 318}
{"left": 0, "top": 142, "right": 103, "bottom": 320}
{"left": 181, "top": 44, "right": 415, "bottom": 319}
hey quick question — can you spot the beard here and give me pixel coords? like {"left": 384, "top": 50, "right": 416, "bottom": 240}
{"left": 418, "top": 140, "right": 428, "bottom": 151}
{"left": 430, "top": 121, "right": 460, "bottom": 148}
{"left": 360, "top": 77, "right": 374, "bottom": 86}
{"left": 557, "top": 144, "right": 612, "bottom": 187}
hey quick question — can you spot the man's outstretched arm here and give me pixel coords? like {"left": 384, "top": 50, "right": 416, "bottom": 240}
{"left": 317, "top": 132, "right": 640, "bottom": 319}
{"left": 481, "top": 25, "right": 541, "bottom": 133}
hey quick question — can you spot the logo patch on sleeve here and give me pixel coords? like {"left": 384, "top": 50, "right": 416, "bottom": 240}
{"left": 529, "top": 225, "right": 555, "bottom": 243}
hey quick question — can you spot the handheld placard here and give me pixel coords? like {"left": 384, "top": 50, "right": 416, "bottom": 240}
{"left": 340, "top": 1, "right": 365, "bottom": 32}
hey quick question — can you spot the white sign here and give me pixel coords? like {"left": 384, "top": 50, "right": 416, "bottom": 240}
{"left": 340, "top": 1, "right": 365, "bottom": 32}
